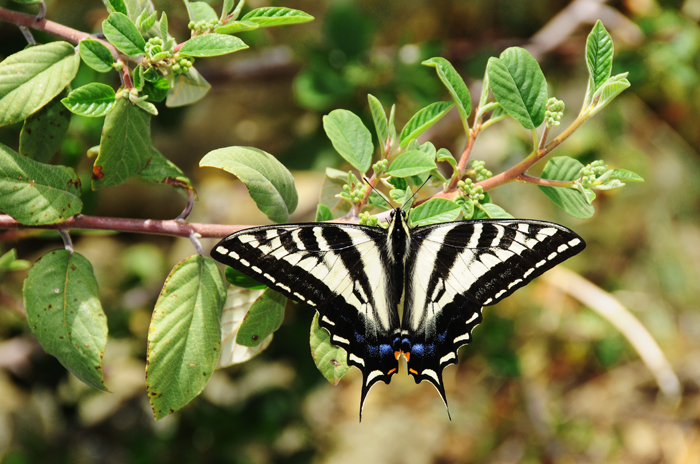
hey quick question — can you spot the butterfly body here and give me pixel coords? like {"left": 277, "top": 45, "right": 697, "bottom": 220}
{"left": 212, "top": 208, "right": 585, "bottom": 418}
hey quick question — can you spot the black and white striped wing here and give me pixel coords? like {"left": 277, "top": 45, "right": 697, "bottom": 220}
{"left": 211, "top": 224, "right": 401, "bottom": 412}
{"left": 402, "top": 219, "right": 585, "bottom": 404}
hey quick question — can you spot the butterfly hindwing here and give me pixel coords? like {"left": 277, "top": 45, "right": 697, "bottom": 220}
{"left": 402, "top": 220, "right": 586, "bottom": 403}
{"left": 212, "top": 223, "right": 401, "bottom": 415}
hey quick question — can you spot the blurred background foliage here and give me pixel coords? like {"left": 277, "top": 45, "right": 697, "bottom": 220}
{"left": 1, "top": 0, "right": 700, "bottom": 463}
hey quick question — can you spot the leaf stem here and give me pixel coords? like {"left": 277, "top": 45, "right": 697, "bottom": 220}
{"left": 516, "top": 173, "right": 572, "bottom": 187}
{"left": 175, "top": 189, "right": 197, "bottom": 221}
{"left": 59, "top": 230, "right": 74, "bottom": 253}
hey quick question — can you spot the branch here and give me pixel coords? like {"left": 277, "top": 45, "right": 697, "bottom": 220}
{"left": 0, "top": 6, "right": 118, "bottom": 55}
{"left": 0, "top": 214, "right": 249, "bottom": 239}
{"left": 543, "top": 267, "right": 682, "bottom": 400}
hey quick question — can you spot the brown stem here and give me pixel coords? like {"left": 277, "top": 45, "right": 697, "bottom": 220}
{"left": 0, "top": 214, "right": 250, "bottom": 239}
{"left": 448, "top": 131, "right": 477, "bottom": 190}
{"left": 0, "top": 6, "right": 116, "bottom": 55}
{"left": 475, "top": 113, "right": 589, "bottom": 192}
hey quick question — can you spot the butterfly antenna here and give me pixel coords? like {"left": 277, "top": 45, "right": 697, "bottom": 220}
{"left": 401, "top": 175, "right": 432, "bottom": 211}
{"left": 363, "top": 177, "right": 392, "bottom": 209}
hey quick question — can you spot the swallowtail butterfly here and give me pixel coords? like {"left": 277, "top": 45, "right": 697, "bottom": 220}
{"left": 211, "top": 208, "right": 585, "bottom": 419}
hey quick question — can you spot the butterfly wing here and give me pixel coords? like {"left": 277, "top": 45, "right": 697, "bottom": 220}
{"left": 211, "top": 223, "right": 401, "bottom": 417}
{"left": 402, "top": 219, "right": 586, "bottom": 407}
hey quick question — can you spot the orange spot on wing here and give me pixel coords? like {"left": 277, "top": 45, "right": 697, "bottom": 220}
{"left": 402, "top": 351, "right": 411, "bottom": 362}
{"left": 387, "top": 368, "right": 397, "bottom": 375}
{"left": 394, "top": 351, "right": 401, "bottom": 360}
{"left": 409, "top": 368, "right": 418, "bottom": 375}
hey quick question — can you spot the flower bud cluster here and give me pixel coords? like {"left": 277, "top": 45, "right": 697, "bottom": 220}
{"left": 458, "top": 178, "right": 485, "bottom": 203}
{"left": 577, "top": 160, "right": 608, "bottom": 187}
{"left": 341, "top": 182, "right": 368, "bottom": 203}
{"left": 170, "top": 55, "right": 194, "bottom": 75}
{"left": 188, "top": 19, "right": 222, "bottom": 34}
{"left": 545, "top": 97, "right": 565, "bottom": 127}
{"left": 358, "top": 211, "right": 380, "bottom": 227}
{"left": 470, "top": 160, "right": 492, "bottom": 182}
{"left": 372, "top": 159, "right": 389, "bottom": 174}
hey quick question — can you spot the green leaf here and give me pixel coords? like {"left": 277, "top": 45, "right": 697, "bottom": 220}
{"left": 93, "top": 97, "right": 152, "bottom": 189}
{"left": 10, "top": 0, "right": 44, "bottom": 4}
{"left": 143, "top": 75, "right": 170, "bottom": 102}
{"left": 318, "top": 168, "right": 351, "bottom": 216}
{"left": 399, "top": 101, "right": 455, "bottom": 149}
{"left": 179, "top": 34, "right": 248, "bottom": 57}
{"left": 437, "top": 147, "right": 456, "bottom": 169}
{"left": 132, "top": 97, "right": 158, "bottom": 115}
{"left": 388, "top": 104, "right": 397, "bottom": 146}
{"left": 419, "top": 141, "right": 437, "bottom": 160}
{"left": 24, "top": 250, "right": 108, "bottom": 391}
{"left": 160, "top": 11, "right": 169, "bottom": 41}
{"left": 315, "top": 203, "right": 334, "bottom": 221}
{"left": 367, "top": 94, "right": 388, "bottom": 149}
{"left": 222, "top": 0, "right": 235, "bottom": 19}
{"left": 123, "top": 0, "right": 156, "bottom": 26}
{"left": 0, "top": 42, "right": 80, "bottom": 127}
{"left": 132, "top": 64, "right": 144, "bottom": 91}
{"left": 0, "top": 143, "right": 82, "bottom": 225}
{"left": 61, "top": 83, "right": 116, "bottom": 118}
{"left": 102, "top": 12, "right": 146, "bottom": 56}
{"left": 422, "top": 57, "right": 471, "bottom": 123}
{"left": 236, "top": 288, "right": 286, "bottom": 347}
{"left": 408, "top": 198, "right": 461, "bottom": 227}
{"left": 137, "top": 147, "right": 194, "bottom": 191}
{"left": 185, "top": 1, "right": 219, "bottom": 22}
{"left": 459, "top": 199, "right": 474, "bottom": 219}
{"left": 486, "top": 47, "right": 548, "bottom": 129}
{"left": 19, "top": 92, "right": 70, "bottom": 163}
{"left": 476, "top": 203, "right": 514, "bottom": 219}
{"left": 215, "top": 20, "right": 259, "bottom": 34}
{"left": 587, "top": 73, "right": 630, "bottom": 117}
{"left": 241, "top": 7, "right": 314, "bottom": 28}
{"left": 593, "top": 168, "right": 643, "bottom": 190}
{"left": 79, "top": 39, "right": 115, "bottom": 73}
{"left": 200, "top": 146, "right": 298, "bottom": 223}
{"left": 139, "top": 11, "right": 157, "bottom": 32}
{"left": 102, "top": 0, "right": 128, "bottom": 15}
{"left": 584, "top": 20, "right": 614, "bottom": 105}
{"left": 225, "top": 266, "right": 266, "bottom": 290}
{"left": 146, "top": 255, "right": 226, "bottom": 420}
{"left": 386, "top": 150, "right": 437, "bottom": 178}
{"left": 310, "top": 312, "right": 349, "bottom": 385}
{"left": 166, "top": 67, "right": 211, "bottom": 107}
{"left": 0, "top": 249, "right": 30, "bottom": 272}
{"left": 608, "top": 168, "right": 644, "bottom": 182}
{"left": 230, "top": 0, "right": 245, "bottom": 20}
{"left": 539, "top": 156, "right": 595, "bottom": 219}
{"left": 218, "top": 287, "right": 272, "bottom": 368}
{"left": 322, "top": 109, "right": 373, "bottom": 173}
